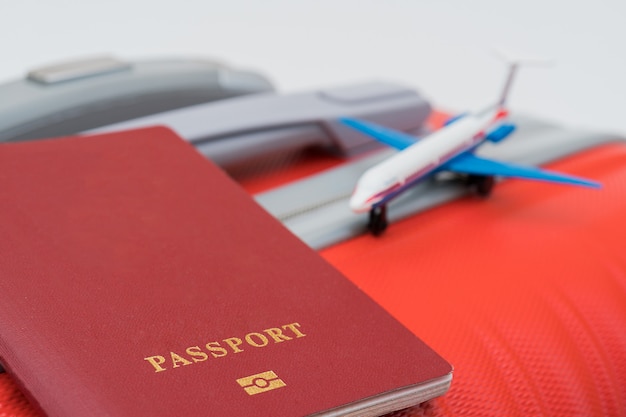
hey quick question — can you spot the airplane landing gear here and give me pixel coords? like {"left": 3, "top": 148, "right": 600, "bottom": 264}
{"left": 368, "top": 205, "right": 388, "bottom": 236}
{"left": 467, "top": 175, "right": 495, "bottom": 197}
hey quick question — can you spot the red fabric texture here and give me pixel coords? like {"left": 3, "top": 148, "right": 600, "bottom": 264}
{"left": 322, "top": 143, "right": 626, "bottom": 416}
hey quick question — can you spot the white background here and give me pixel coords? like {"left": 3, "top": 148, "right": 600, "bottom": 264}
{"left": 1, "top": 0, "right": 624, "bottom": 135}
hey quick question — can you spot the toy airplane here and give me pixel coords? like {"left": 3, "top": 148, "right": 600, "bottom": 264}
{"left": 341, "top": 60, "right": 601, "bottom": 236}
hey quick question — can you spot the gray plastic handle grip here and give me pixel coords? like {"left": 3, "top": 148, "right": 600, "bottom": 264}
{"left": 91, "top": 81, "right": 432, "bottom": 166}
{"left": 0, "top": 56, "right": 274, "bottom": 142}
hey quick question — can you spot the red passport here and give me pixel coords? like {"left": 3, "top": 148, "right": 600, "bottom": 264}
{"left": 0, "top": 127, "right": 451, "bottom": 417}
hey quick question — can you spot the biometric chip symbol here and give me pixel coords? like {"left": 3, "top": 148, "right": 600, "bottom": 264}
{"left": 236, "top": 371, "right": 286, "bottom": 395}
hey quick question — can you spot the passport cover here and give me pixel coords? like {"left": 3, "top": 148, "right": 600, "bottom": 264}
{"left": 0, "top": 127, "right": 451, "bottom": 417}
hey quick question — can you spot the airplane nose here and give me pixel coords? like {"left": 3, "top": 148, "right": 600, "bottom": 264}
{"left": 349, "top": 192, "right": 371, "bottom": 213}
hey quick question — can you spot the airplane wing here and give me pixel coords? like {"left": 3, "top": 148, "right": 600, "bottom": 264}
{"left": 340, "top": 117, "right": 419, "bottom": 150}
{"left": 444, "top": 153, "right": 601, "bottom": 188}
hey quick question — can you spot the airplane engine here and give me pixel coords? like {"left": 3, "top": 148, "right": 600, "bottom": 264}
{"left": 486, "top": 123, "right": 516, "bottom": 143}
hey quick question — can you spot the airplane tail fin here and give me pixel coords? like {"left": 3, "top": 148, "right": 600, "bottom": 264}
{"left": 494, "top": 50, "right": 551, "bottom": 107}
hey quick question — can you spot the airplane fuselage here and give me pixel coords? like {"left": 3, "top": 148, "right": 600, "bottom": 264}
{"left": 349, "top": 108, "right": 506, "bottom": 212}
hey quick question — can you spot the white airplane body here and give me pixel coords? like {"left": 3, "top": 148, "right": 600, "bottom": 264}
{"left": 341, "top": 61, "right": 600, "bottom": 235}
{"left": 350, "top": 108, "right": 506, "bottom": 212}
